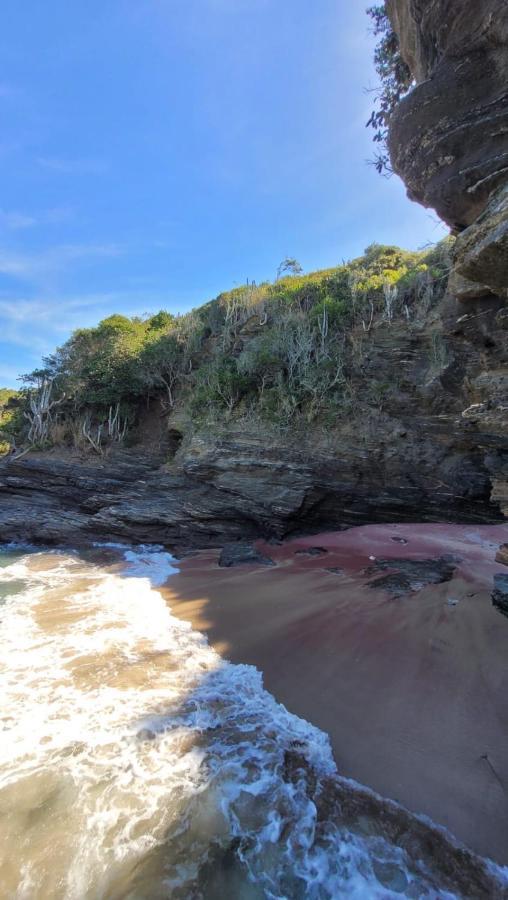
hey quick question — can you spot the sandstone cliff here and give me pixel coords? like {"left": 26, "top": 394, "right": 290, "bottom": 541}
{"left": 386, "top": 0, "right": 508, "bottom": 300}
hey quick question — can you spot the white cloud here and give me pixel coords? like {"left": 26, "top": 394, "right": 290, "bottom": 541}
{"left": 0, "top": 296, "right": 102, "bottom": 359}
{"left": 0, "top": 243, "right": 122, "bottom": 284}
{"left": 0, "top": 283, "right": 200, "bottom": 385}
{"left": 0, "top": 289, "right": 163, "bottom": 343}
{"left": 37, "top": 156, "right": 109, "bottom": 175}
{"left": 0, "top": 211, "right": 37, "bottom": 230}
{"left": 0, "top": 207, "right": 74, "bottom": 231}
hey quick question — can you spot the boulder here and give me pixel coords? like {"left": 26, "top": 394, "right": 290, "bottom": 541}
{"left": 447, "top": 271, "right": 494, "bottom": 304}
{"left": 366, "top": 557, "right": 457, "bottom": 597}
{"left": 454, "top": 186, "right": 508, "bottom": 295}
{"left": 218, "top": 542, "right": 275, "bottom": 568}
{"left": 495, "top": 543, "right": 508, "bottom": 566}
{"left": 492, "top": 573, "right": 508, "bottom": 616}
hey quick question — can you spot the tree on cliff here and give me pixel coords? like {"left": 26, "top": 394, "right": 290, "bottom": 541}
{"left": 276, "top": 258, "right": 303, "bottom": 280}
{"left": 366, "top": 4, "right": 412, "bottom": 174}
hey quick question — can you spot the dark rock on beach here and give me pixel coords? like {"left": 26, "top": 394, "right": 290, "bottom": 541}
{"left": 294, "top": 546, "right": 328, "bottom": 557}
{"left": 495, "top": 543, "right": 508, "bottom": 566}
{"left": 218, "top": 542, "right": 275, "bottom": 568}
{"left": 492, "top": 573, "right": 508, "bottom": 617}
{"left": 366, "top": 556, "right": 457, "bottom": 597}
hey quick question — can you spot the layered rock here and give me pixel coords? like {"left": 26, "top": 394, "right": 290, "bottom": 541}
{"left": 1, "top": 306, "right": 506, "bottom": 549}
{"left": 0, "top": 435, "right": 497, "bottom": 552}
{"left": 454, "top": 185, "right": 508, "bottom": 293}
{"left": 1, "top": 4, "right": 507, "bottom": 551}
{"left": 386, "top": 0, "right": 508, "bottom": 298}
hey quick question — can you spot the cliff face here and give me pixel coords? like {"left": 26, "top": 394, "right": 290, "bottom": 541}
{"left": 1, "top": 307, "right": 506, "bottom": 550}
{"left": 0, "top": 5, "right": 507, "bottom": 551}
{"left": 386, "top": 0, "right": 508, "bottom": 299}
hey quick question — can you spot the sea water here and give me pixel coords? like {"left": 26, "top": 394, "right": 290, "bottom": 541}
{"left": 0, "top": 544, "right": 504, "bottom": 899}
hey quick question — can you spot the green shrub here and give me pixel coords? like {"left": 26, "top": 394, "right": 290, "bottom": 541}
{"left": 0, "top": 390, "right": 23, "bottom": 451}
{"left": 18, "top": 240, "right": 450, "bottom": 440}
{"left": 147, "top": 310, "right": 176, "bottom": 332}
{"left": 310, "top": 296, "right": 348, "bottom": 329}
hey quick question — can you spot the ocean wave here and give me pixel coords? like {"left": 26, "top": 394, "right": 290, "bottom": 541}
{"left": 0, "top": 545, "right": 505, "bottom": 899}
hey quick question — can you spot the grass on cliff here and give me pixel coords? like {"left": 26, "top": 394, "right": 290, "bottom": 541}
{"left": 15, "top": 239, "right": 453, "bottom": 453}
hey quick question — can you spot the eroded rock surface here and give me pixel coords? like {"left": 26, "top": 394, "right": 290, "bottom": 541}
{"left": 365, "top": 556, "right": 456, "bottom": 597}
{"left": 0, "top": 415, "right": 503, "bottom": 553}
{"left": 492, "top": 573, "right": 508, "bottom": 617}
{"left": 386, "top": 0, "right": 508, "bottom": 297}
{"left": 218, "top": 542, "right": 275, "bottom": 568}
{"left": 0, "top": 302, "right": 506, "bottom": 551}
{"left": 454, "top": 185, "right": 508, "bottom": 293}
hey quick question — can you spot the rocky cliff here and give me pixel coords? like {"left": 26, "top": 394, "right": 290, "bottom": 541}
{"left": 386, "top": 0, "right": 508, "bottom": 300}
{"left": 1, "top": 307, "right": 506, "bottom": 550}
{"left": 0, "top": 3, "right": 507, "bottom": 551}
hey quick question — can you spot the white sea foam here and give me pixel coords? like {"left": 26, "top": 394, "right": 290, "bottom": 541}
{"left": 0, "top": 545, "right": 502, "bottom": 898}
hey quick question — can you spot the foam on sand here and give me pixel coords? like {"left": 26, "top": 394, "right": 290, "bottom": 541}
{"left": 0, "top": 543, "right": 506, "bottom": 898}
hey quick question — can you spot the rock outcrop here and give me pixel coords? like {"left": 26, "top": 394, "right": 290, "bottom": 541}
{"left": 365, "top": 556, "right": 456, "bottom": 597}
{"left": 1, "top": 319, "right": 506, "bottom": 551}
{"left": 496, "top": 543, "right": 508, "bottom": 566}
{"left": 0, "top": 440, "right": 494, "bottom": 552}
{"left": 1, "top": 294, "right": 507, "bottom": 551}
{"left": 492, "top": 573, "right": 508, "bottom": 617}
{"left": 218, "top": 542, "right": 275, "bottom": 568}
{"left": 382, "top": 0, "right": 508, "bottom": 527}
{"left": 386, "top": 0, "right": 508, "bottom": 299}
{"left": 0, "top": 5, "right": 507, "bottom": 551}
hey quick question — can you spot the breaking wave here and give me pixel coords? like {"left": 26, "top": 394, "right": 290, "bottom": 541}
{"left": 0, "top": 545, "right": 505, "bottom": 899}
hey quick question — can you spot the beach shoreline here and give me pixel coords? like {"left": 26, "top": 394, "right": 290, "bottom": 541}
{"left": 164, "top": 522, "right": 508, "bottom": 865}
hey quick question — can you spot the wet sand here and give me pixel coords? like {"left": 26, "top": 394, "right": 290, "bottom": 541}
{"left": 165, "top": 523, "right": 508, "bottom": 865}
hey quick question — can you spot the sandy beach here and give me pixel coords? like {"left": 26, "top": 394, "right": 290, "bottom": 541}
{"left": 165, "top": 523, "right": 508, "bottom": 865}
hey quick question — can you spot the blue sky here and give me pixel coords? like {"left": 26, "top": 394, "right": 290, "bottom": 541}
{"left": 0, "top": 0, "right": 446, "bottom": 387}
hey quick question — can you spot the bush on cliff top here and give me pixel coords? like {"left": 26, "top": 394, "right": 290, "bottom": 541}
{"left": 16, "top": 240, "right": 452, "bottom": 450}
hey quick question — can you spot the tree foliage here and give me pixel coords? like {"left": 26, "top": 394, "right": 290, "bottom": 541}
{"left": 366, "top": 4, "right": 413, "bottom": 174}
{"left": 0, "top": 389, "right": 21, "bottom": 452}
{"left": 13, "top": 240, "right": 453, "bottom": 449}
{"left": 276, "top": 257, "right": 303, "bottom": 280}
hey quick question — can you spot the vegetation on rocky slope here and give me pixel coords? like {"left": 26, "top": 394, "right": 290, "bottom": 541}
{"left": 366, "top": 4, "right": 413, "bottom": 174}
{"left": 0, "top": 389, "right": 21, "bottom": 454}
{"left": 10, "top": 240, "right": 453, "bottom": 454}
